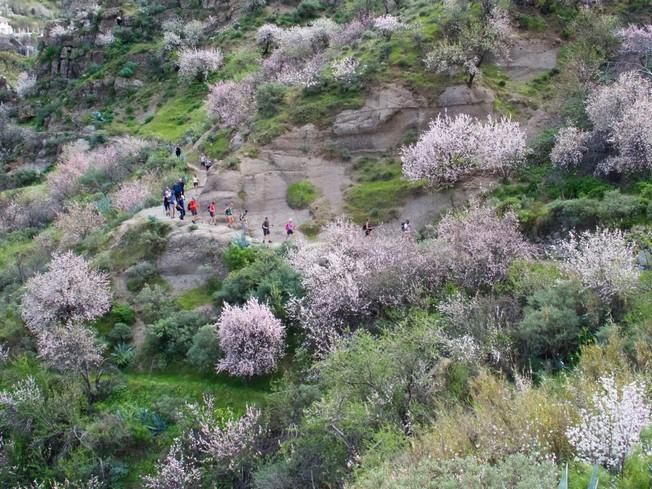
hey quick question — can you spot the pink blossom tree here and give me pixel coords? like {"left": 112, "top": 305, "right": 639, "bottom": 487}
{"left": 36, "top": 322, "right": 105, "bottom": 395}
{"left": 434, "top": 205, "right": 533, "bottom": 289}
{"left": 110, "top": 174, "right": 157, "bottom": 213}
{"left": 47, "top": 141, "right": 91, "bottom": 199}
{"left": 21, "top": 251, "right": 111, "bottom": 333}
{"left": 550, "top": 126, "right": 591, "bottom": 169}
{"left": 256, "top": 23, "right": 282, "bottom": 55}
{"left": 177, "top": 47, "right": 223, "bottom": 82}
{"left": 206, "top": 80, "right": 254, "bottom": 128}
{"left": 557, "top": 228, "right": 639, "bottom": 301}
{"left": 400, "top": 112, "right": 527, "bottom": 185}
{"left": 289, "top": 221, "right": 434, "bottom": 353}
{"left": 54, "top": 202, "right": 105, "bottom": 249}
{"left": 566, "top": 376, "right": 650, "bottom": 473}
{"left": 216, "top": 298, "right": 285, "bottom": 378}
{"left": 143, "top": 438, "right": 201, "bottom": 489}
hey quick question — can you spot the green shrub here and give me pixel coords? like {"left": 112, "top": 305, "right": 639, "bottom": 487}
{"left": 223, "top": 242, "right": 261, "bottom": 271}
{"left": 256, "top": 83, "right": 287, "bottom": 118}
{"left": 216, "top": 250, "right": 303, "bottom": 320}
{"left": 118, "top": 61, "right": 137, "bottom": 78}
{"left": 295, "top": 0, "right": 322, "bottom": 19}
{"left": 107, "top": 322, "right": 132, "bottom": 344}
{"left": 134, "top": 284, "right": 177, "bottom": 324}
{"left": 145, "top": 311, "right": 209, "bottom": 358}
{"left": 186, "top": 324, "right": 220, "bottom": 372}
{"left": 124, "top": 261, "right": 158, "bottom": 292}
{"left": 515, "top": 280, "right": 599, "bottom": 369}
{"left": 287, "top": 180, "right": 318, "bottom": 209}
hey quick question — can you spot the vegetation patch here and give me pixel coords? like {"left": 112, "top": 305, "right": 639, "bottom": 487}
{"left": 287, "top": 180, "right": 319, "bottom": 209}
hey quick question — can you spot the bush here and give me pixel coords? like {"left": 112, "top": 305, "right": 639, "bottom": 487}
{"left": 515, "top": 280, "right": 600, "bottom": 369}
{"left": 256, "top": 83, "right": 287, "bottom": 118}
{"left": 222, "top": 242, "right": 261, "bottom": 271}
{"left": 216, "top": 250, "right": 303, "bottom": 320}
{"left": 118, "top": 61, "right": 137, "bottom": 78}
{"left": 134, "top": 284, "right": 177, "bottom": 324}
{"left": 145, "top": 310, "right": 209, "bottom": 358}
{"left": 107, "top": 322, "right": 132, "bottom": 344}
{"left": 295, "top": 0, "right": 322, "bottom": 19}
{"left": 287, "top": 180, "right": 318, "bottom": 209}
{"left": 186, "top": 324, "right": 220, "bottom": 372}
{"left": 124, "top": 261, "right": 158, "bottom": 292}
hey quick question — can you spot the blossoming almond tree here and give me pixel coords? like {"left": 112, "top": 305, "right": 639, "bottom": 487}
{"left": 143, "top": 438, "right": 201, "bottom": 489}
{"left": 216, "top": 298, "right": 285, "bottom": 378}
{"left": 177, "top": 47, "right": 223, "bottom": 81}
{"left": 616, "top": 24, "right": 652, "bottom": 65}
{"left": 21, "top": 251, "right": 111, "bottom": 333}
{"left": 435, "top": 205, "right": 533, "bottom": 289}
{"left": 400, "top": 112, "right": 527, "bottom": 185}
{"left": 557, "top": 228, "right": 639, "bottom": 301}
{"left": 206, "top": 80, "right": 254, "bottom": 128}
{"left": 566, "top": 376, "right": 650, "bottom": 473}
{"left": 550, "top": 126, "right": 591, "bottom": 169}
{"left": 110, "top": 174, "right": 157, "bottom": 213}
{"left": 54, "top": 202, "right": 105, "bottom": 249}
{"left": 372, "top": 14, "right": 407, "bottom": 39}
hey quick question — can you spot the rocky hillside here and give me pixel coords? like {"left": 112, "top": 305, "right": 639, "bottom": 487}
{"left": 1, "top": 0, "right": 652, "bottom": 487}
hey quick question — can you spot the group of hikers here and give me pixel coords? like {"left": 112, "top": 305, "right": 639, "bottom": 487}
{"left": 161, "top": 176, "right": 295, "bottom": 242}
{"left": 167, "top": 146, "right": 411, "bottom": 241}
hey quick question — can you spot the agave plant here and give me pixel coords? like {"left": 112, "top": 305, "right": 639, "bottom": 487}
{"left": 111, "top": 342, "right": 135, "bottom": 368}
{"left": 558, "top": 464, "right": 599, "bottom": 489}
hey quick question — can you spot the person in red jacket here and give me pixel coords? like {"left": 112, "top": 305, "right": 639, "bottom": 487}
{"left": 208, "top": 201, "right": 216, "bottom": 225}
{"left": 188, "top": 197, "right": 199, "bottom": 223}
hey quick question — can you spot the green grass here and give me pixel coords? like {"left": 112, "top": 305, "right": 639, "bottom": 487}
{"left": 175, "top": 281, "right": 221, "bottom": 310}
{"left": 138, "top": 82, "right": 209, "bottom": 141}
{"left": 287, "top": 180, "right": 319, "bottom": 209}
{"left": 288, "top": 88, "right": 364, "bottom": 128}
{"left": 345, "top": 158, "right": 423, "bottom": 224}
{"left": 202, "top": 130, "right": 231, "bottom": 160}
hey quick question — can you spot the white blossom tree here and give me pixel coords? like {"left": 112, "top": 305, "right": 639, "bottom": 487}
{"left": 143, "top": 438, "right": 201, "bottom": 489}
{"left": 616, "top": 24, "right": 652, "bottom": 65}
{"left": 206, "top": 80, "right": 254, "bottom": 128}
{"left": 557, "top": 228, "right": 639, "bottom": 301}
{"left": 54, "top": 202, "right": 105, "bottom": 249}
{"left": 372, "top": 14, "right": 407, "bottom": 39}
{"left": 177, "top": 47, "right": 223, "bottom": 81}
{"left": 566, "top": 376, "right": 651, "bottom": 473}
{"left": 216, "top": 298, "right": 285, "bottom": 378}
{"left": 256, "top": 23, "right": 282, "bottom": 55}
{"left": 15, "top": 72, "right": 36, "bottom": 99}
{"left": 110, "top": 174, "right": 157, "bottom": 213}
{"left": 424, "top": 5, "right": 512, "bottom": 86}
{"left": 331, "top": 56, "right": 361, "bottom": 88}
{"left": 21, "top": 251, "right": 111, "bottom": 333}
{"left": 435, "top": 205, "right": 533, "bottom": 289}
{"left": 550, "top": 126, "right": 591, "bottom": 169}
{"left": 400, "top": 112, "right": 527, "bottom": 185}
{"left": 289, "top": 221, "right": 434, "bottom": 353}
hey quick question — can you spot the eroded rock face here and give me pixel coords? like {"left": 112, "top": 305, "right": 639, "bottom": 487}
{"left": 157, "top": 225, "right": 237, "bottom": 292}
{"left": 437, "top": 85, "right": 495, "bottom": 117}
{"left": 498, "top": 37, "right": 559, "bottom": 81}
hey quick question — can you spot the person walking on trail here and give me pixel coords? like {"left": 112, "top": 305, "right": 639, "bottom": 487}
{"left": 285, "top": 218, "right": 295, "bottom": 239}
{"left": 363, "top": 219, "right": 373, "bottom": 237}
{"left": 177, "top": 194, "right": 186, "bottom": 220}
{"left": 401, "top": 219, "right": 411, "bottom": 240}
{"left": 225, "top": 203, "right": 234, "bottom": 227}
{"left": 239, "top": 209, "right": 248, "bottom": 233}
{"left": 169, "top": 191, "right": 176, "bottom": 219}
{"left": 208, "top": 201, "right": 216, "bottom": 225}
{"left": 188, "top": 197, "right": 199, "bottom": 223}
{"left": 262, "top": 217, "right": 271, "bottom": 243}
{"left": 172, "top": 178, "right": 184, "bottom": 201}
{"left": 192, "top": 175, "right": 199, "bottom": 191}
{"left": 163, "top": 187, "right": 172, "bottom": 217}
{"left": 175, "top": 146, "right": 182, "bottom": 159}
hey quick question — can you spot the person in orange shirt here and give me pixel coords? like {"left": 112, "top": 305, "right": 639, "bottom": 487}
{"left": 188, "top": 197, "right": 199, "bottom": 223}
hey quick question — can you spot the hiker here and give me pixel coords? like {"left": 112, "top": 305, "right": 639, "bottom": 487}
{"left": 169, "top": 192, "right": 176, "bottom": 218}
{"left": 175, "top": 146, "right": 182, "bottom": 159}
{"left": 401, "top": 219, "right": 411, "bottom": 240}
{"left": 262, "top": 217, "right": 271, "bottom": 243}
{"left": 177, "top": 194, "right": 186, "bottom": 220}
{"left": 172, "top": 178, "right": 184, "bottom": 201}
{"left": 239, "top": 209, "right": 248, "bottom": 233}
{"left": 363, "top": 219, "right": 373, "bottom": 237}
{"left": 192, "top": 174, "right": 199, "bottom": 191}
{"left": 188, "top": 197, "right": 199, "bottom": 223}
{"left": 163, "top": 187, "right": 172, "bottom": 217}
{"left": 285, "top": 218, "right": 294, "bottom": 239}
{"left": 225, "top": 202, "right": 234, "bottom": 227}
{"left": 208, "top": 201, "right": 216, "bottom": 225}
